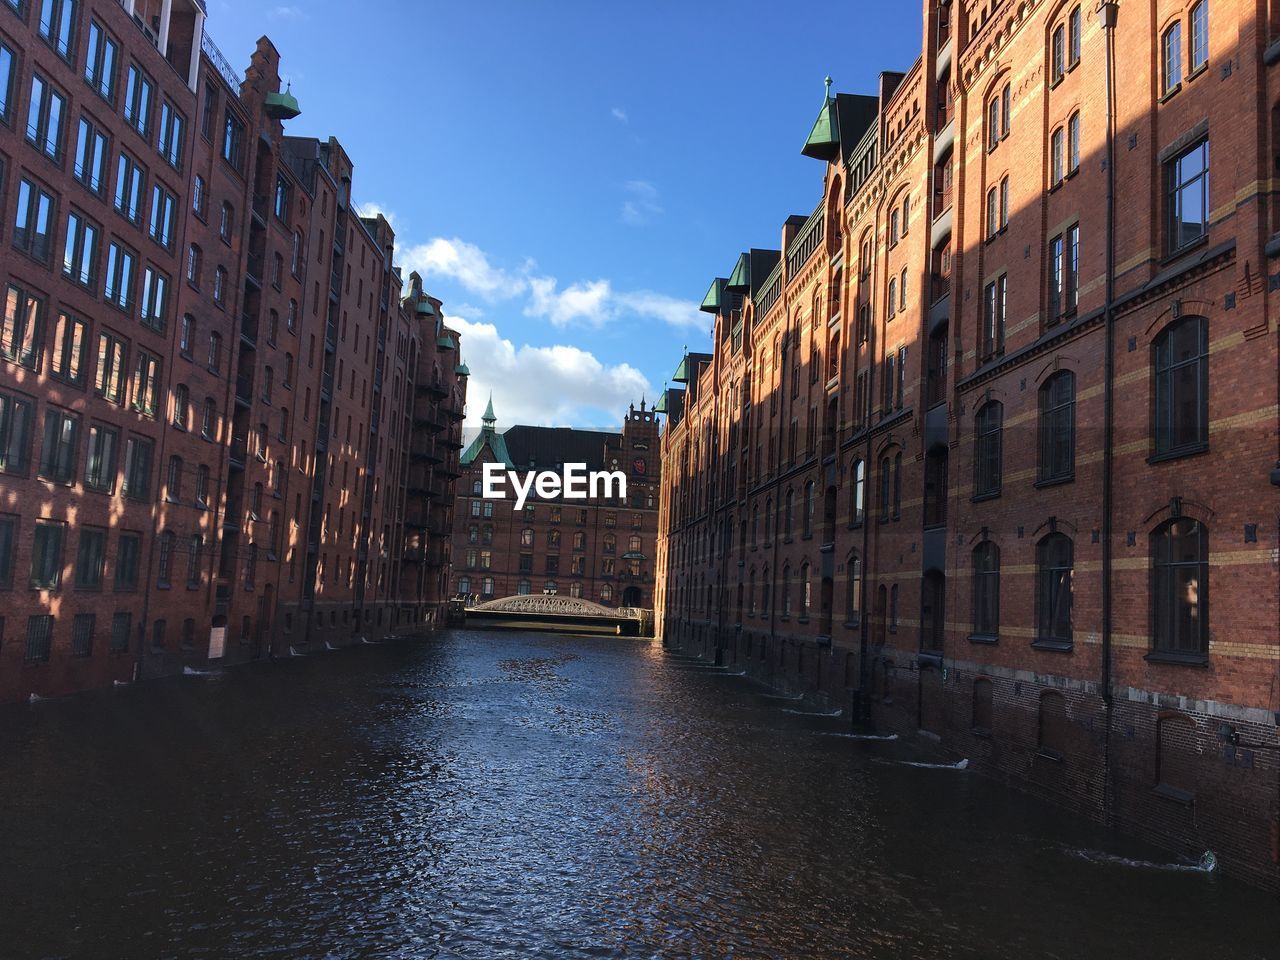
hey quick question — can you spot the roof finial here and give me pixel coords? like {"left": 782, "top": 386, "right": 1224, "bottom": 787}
{"left": 824, "top": 75, "right": 833, "bottom": 100}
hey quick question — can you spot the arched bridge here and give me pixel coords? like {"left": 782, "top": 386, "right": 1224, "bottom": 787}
{"left": 453, "top": 594, "right": 651, "bottom": 636}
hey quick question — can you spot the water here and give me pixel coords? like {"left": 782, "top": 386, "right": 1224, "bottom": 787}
{"left": 1, "top": 630, "right": 1276, "bottom": 959}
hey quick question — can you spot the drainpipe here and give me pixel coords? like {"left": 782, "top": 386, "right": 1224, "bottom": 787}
{"left": 1099, "top": 0, "right": 1120, "bottom": 817}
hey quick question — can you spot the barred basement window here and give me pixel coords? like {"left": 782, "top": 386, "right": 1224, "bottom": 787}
{"left": 71, "top": 613, "right": 94, "bottom": 657}
{"left": 26, "top": 614, "right": 53, "bottom": 662}
{"left": 110, "top": 612, "right": 131, "bottom": 653}
{"left": 1151, "top": 518, "right": 1208, "bottom": 659}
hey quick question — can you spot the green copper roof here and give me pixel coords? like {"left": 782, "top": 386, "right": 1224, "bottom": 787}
{"left": 801, "top": 77, "right": 840, "bottom": 161}
{"left": 482, "top": 394, "right": 496, "bottom": 421}
{"left": 416, "top": 299, "right": 436, "bottom": 317}
{"left": 700, "top": 278, "right": 727, "bottom": 314}
{"left": 461, "top": 396, "right": 513, "bottom": 468}
{"left": 654, "top": 391, "right": 668, "bottom": 414}
{"left": 725, "top": 253, "right": 751, "bottom": 293}
{"left": 265, "top": 87, "right": 301, "bottom": 121}
{"left": 456, "top": 362, "right": 470, "bottom": 376}
{"left": 437, "top": 334, "right": 457, "bottom": 350}
{"left": 672, "top": 355, "right": 692, "bottom": 383}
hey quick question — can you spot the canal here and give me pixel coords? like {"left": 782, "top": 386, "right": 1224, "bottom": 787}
{"left": 1, "top": 629, "right": 1276, "bottom": 959}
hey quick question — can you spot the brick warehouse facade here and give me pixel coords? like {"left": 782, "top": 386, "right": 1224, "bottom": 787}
{"left": 0, "top": 1, "right": 466, "bottom": 704}
{"left": 656, "top": 0, "right": 1280, "bottom": 890}
{"left": 454, "top": 398, "right": 659, "bottom": 610}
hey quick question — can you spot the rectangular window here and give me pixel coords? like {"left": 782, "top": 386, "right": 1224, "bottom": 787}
{"left": 110, "top": 611, "right": 131, "bottom": 652}
{"left": 38, "top": 406, "right": 78, "bottom": 483}
{"left": 75, "top": 527, "right": 106, "bottom": 590}
{"left": 2, "top": 284, "right": 45, "bottom": 369}
{"left": 1190, "top": 2, "right": 1208, "bottom": 73}
{"left": 26, "top": 73, "right": 66, "bottom": 160}
{"left": 84, "top": 422, "right": 118, "bottom": 492}
{"left": 14, "top": 179, "right": 56, "bottom": 261}
{"left": 1168, "top": 139, "right": 1208, "bottom": 252}
{"left": 94, "top": 330, "right": 127, "bottom": 402}
{"left": 1163, "top": 23, "right": 1183, "bottom": 94}
{"left": 115, "top": 531, "right": 140, "bottom": 589}
{"left": 73, "top": 116, "right": 110, "bottom": 194}
{"left": 896, "top": 346, "right": 907, "bottom": 410}
{"left": 84, "top": 20, "right": 117, "bottom": 102}
{"left": 30, "top": 519, "right": 64, "bottom": 589}
{"left": 122, "top": 437, "right": 151, "bottom": 500}
{"left": 104, "top": 241, "right": 136, "bottom": 311}
{"left": 62, "top": 210, "right": 99, "bottom": 289}
{"left": 25, "top": 614, "right": 53, "bottom": 662}
{"left": 0, "top": 390, "right": 33, "bottom": 475}
{"left": 123, "top": 64, "right": 153, "bottom": 136}
{"left": 0, "top": 38, "right": 13, "bottom": 124}
{"left": 1065, "top": 224, "right": 1079, "bottom": 316}
{"left": 0, "top": 513, "right": 14, "bottom": 588}
{"left": 157, "top": 100, "right": 183, "bottom": 170}
{"left": 1048, "top": 234, "right": 1064, "bottom": 324}
{"left": 1069, "top": 6, "right": 1081, "bottom": 66}
{"left": 1051, "top": 128, "right": 1064, "bottom": 185}
{"left": 130, "top": 350, "right": 160, "bottom": 416}
{"left": 1052, "top": 24, "right": 1065, "bottom": 82}
{"left": 222, "top": 109, "right": 243, "bottom": 168}
{"left": 982, "top": 275, "right": 1006, "bottom": 358}
{"left": 70, "top": 612, "right": 94, "bottom": 655}
{"left": 148, "top": 183, "right": 175, "bottom": 248}
{"left": 139, "top": 266, "right": 167, "bottom": 331}
{"left": 38, "top": 0, "right": 76, "bottom": 59}
{"left": 114, "top": 151, "right": 144, "bottom": 222}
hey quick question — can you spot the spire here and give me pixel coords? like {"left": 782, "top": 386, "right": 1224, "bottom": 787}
{"left": 801, "top": 74, "right": 840, "bottom": 161}
{"left": 482, "top": 393, "right": 496, "bottom": 426}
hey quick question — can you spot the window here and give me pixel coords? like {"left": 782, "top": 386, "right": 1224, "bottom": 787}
{"left": 890, "top": 209, "right": 900, "bottom": 245}
{"left": 999, "top": 175, "right": 1009, "bottom": 229}
{"left": 148, "top": 184, "right": 176, "bottom": 248}
{"left": 1036, "top": 533, "right": 1073, "bottom": 647}
{"left": 202, "top": 397, "right": 217, "bottom": 440}
{"left": 130, "top": 350, "right": 160, "bottom": 416}
{"left": 972, "top": 542, "right": 1000, "bottom": 639}
{"left": 1051, "top": 127, "right": 1065, "bottom": 186}
{"left": 179, "top": 313, "right": 194, "bottom": 355}
{"left": 219, "top": 201, "right": 233, "bottom": 240}
{"left": 1153, "top": 315, "right": 1208, "bottom": 457}
{"left": 213, "top": 266, "right": 227, "bottom": 305}
{"left": 845, "top": 554, "right": 862, "bottom": 624}
{"left": 1039, "top": 371, "right": 1076, "bottom": 482}
{"left": 122, "top": 435, "right": 152, "bottom": 499}
{"left": 157, "top": 530, "right": 174, "bottom": 587}
{"left": 1163, "top": 22, "right": 1183, "bottom": 94}
{"left": 207, "top": 331, "right": 222, "bottom": 372}
{"left": 38, "top": 0, "right": 76, "bottom": 59}
{"left": 274, "top": 175, "right": 290, "bottom": 219}
{"left": 878, "top": 456, "right": 891, "bottom": 522}
{"left": 95, "top": 330, "right": 126, "bottom": 402}
{"left": 14, "top": 179, "right": 56, "bottom": 261}
{"left": 123, "top": 64, "right": 153, "bottom": 136}
{"left": 104, "top": 241, "right": 136, "bottom": 311}
{"left": 75, "top": 527, "right": 106, "bottom": 590}
{"left": 1, "top": 285, "right": 44, "bottom": 373}
{"left": 192, "top": 174, "right": 205, "bottom": 217}
{"left": 887, "top": 278, "right": 896, "bottom": 319}
{"left": 899, "top": 268, "right": 907, "bottom": 310}
{"left": 850, "top": 459, "right": 865, "bottom": 524}
{"left": 222, "top": 109, "right": 244, "bottom": 168}
{"left": 781, "top": 565, "right": 792, "bottom": 616}
{"left": 172, "top": 384, "right": 189, "bottom": 430}
{"left": 84, "top": 20, "right": 117, "bottom": 102}
{"left": 73, "top": 117, "right": 109, "bottom": 194}
{"left": 109, "top": 612, "right": 130, "bottom": 652}
{"left": 1001, "top": 83, "right": 1010, "bottom": 138}
{"left": 923, "top": 447, "right": 947, "bottom": 528}
{"left": 115, "top": 531, "right": 140, "bottom": 589}
{"left": 0, "top": 514, "right": 12, "bottom": 588}
{"left": 26, "top": 615, "right": 53, "bottom": 662}
{"left": 157, "top": 100, "right": 183, "bottom": 170}
{"left": 783, "top": 489, "right": 794, "bottom": 539}
{"left": 982, "top": 275, "right": 1006, "bottom": 359}
{"left": 0, "top": 38, "right": 12, "bottom": 124}
{"left": 68, "top": 612, "right": 93, "bottom": 656}
{"left": 1067, "top": 112, "right": 1080, "bottom": 175}
{"left": 26, "top": 73, "right": 67, "bottom": 160}
{"left": 1189, "top": 2, "right": 1208, "bottom": 73}
{"left": 1151, "top": 518, "right": 1208, "bottom": 659}
{"left": 987, "top": 95, "right": 999, "bottom": 150}
{"left": 1052, "top": 24, "right": 1065, "bottom": 82}
{"left": 114, "top": 151, "right": 144, "bottom": 223}
{"left": 973, "top": 401, "right": 1002, "bottom": 497}
{"left": 30, "top": 519, "right": 64, "bottom": 589}
{"left": 985, "top": 187, "right": 997, "bottom": 239}
{"left": 1048, "top": 225, "right": 1078, "bottom": 324}
{"left": 799, "top": 562, "right": 811, "bottom": 618}
{"left": 38, "top": 407, "right": 78, "bottom": 483}
{"left": 802, "top": 481, "right": 814, "bottom": 537}
{"left": 1167, "top": 139, "right": 1208, "bottom": 252}
{"left": 84, "top": 422, "right": 117, "bottom": 492}
{"left": 49, "top": 312, "right": 86, "bottom": 385}
{"left": 0, "top": 390, "right": 32, "bottom": 476}
{"left": 1068, "top": 6, "right": 1082, "bottom": 66}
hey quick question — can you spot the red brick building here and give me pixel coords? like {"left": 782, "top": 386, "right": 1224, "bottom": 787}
{"left": 657, "top": 0, "right": 1280, "bottom": 890}
{"left": 0, "top": 2, "right": 464, "bottom": 703}
{"left": 455, "top": 398, "right": 659, "bottom": 609}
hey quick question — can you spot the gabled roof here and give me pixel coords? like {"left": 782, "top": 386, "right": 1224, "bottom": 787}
{"left": 701, "top": 278, "right": 727, "bottom": 314}
{"left": 460, "top": 428, "right": 513, "bottom": 468}
{"left": 802, "top": 79, "right": 839, "bottom": 161}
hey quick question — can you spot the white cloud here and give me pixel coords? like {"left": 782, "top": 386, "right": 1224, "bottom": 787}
{"left": 445, "top": 314, "right": 650, "bottom": 429}
{"left": 614, "top": 290, "right": 704, "bottom": 330}
{"left": 620, "top": 179, "right": 662, "bottom": 226}
{"left": 268, "top": 5, "right": 306, "bottom": 19}
{"left": 526, "top": 277, "right": 612, "bottom": 327}
{"left": 357, "top": 202, "right": 399, "bottom": 230}
{"left": 611, "top": 106, "right": 628, "bottom": 122}
{"left": 400, "top": 237, "right": 528, "bottom": 301}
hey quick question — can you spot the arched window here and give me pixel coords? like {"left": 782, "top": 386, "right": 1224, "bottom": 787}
{"left": 1036, "top": 533, "right": 1074, "bottom": 647}
{"left": 784, "top": 489, "right": 794, "bottom": 539}
{"left": 186, "top": 243, "right": 201, "bottom": 285}
{"left": 600, "top": 583, "right": 612, "bottom": 602}
{"left": 1152, "top": 518, "right": 1208, "bottom": 658}
{"left": 172, "top": 384, "right": 189, "bottom": 429}
{"left": 764, "top": 497, "right": 773, "bottom": 541}
{"left": 1039, "top": 371, "right": 1075, "bottom": 481}
{"left": 846, "top": 553, "right": 862, "bottom": 625}
{"left": 761, "top": 566, "right": 771, "bottom": 614}
{"left": 800, "top": 562, "right": 811, "bottom": 618}
{"left": 1052, "top": 22, "right": 1066, "bottom": 82}
{"left": 1051, "top": 126, "right": 1065, "bottom": 185}
{"left": 974, "top": 401, "right": 1002, "bottom": 497}
{"left": 547, "top": 529, "right": 561, "bottom": 549}
{"left": 901, "top": 194, "right": 910, "bottom": 233}
{"left": 603, "top": 533, "right": 616, "bottom": 554}
{"left": 1068, "top": 6, "right": 1082, "bottom": 65}
{"left": 924, "top": 447, "right": 948, "bottom": 528}
{"left": 781, "top": 564, "right": 792, "bottom": 616}
{"left": 899, "top": 268, "right": 907, "bottom": 310}
{"left": 987, "top": 95, "right": 1000, "bottom": 150}
{"left": 879, "top": 456, "right": 892, "bottom": 521}
{"left": 517, "top": 579, "right": 531, "bottom": 595}
{"left": 573, "top": 531, "right": 586, "bottom": 550}
{"left": 202, "top": 397, "right": 217, "bottom": 439}
{"left": 468, "top": 525, "right": 478, "bottom": 544}
{"left": 1162, "top": 21, "right": 1183, "bottom": 94}
{"left": 1067, "top": 111, "right": 1080, "bottom": 175}
{"left": 803, "top": 481, "right": 815, "bottom": 537}
{"left": 850, "top": 459, "right": 865, "bottom": 525}
{"left": 748, "top": 568, "right": 757, "bottom": 615}
{"left": 893, "top": 452, "right": 903, "bottom": 518}
{"left": 1189, "top": 1, "right": 1208, "bottom": 72}
{"left": 887, "top": 278, "right": 897, "bottom": 318}
{"left": 751, "top": 501, "right": 760, "bottom": 545}
{"left": 166, "top": 455, "right": 182, "bottom": 501}
{"left": 972, "top": 542, "right": 1000, "bottom": 639}
{"left": 520, "top": 528, "right": 533, "bottom": 547}
{"left": 628, "top": 534, "right": 641, "bottom": 552}
{"left": 986, "top": 186, "right": 998, "bottom": 239}
{"left": 890, "top": 209, "right": 900, "bottom": 245}
{"left": 1001, "top": 83, "right": 1011, "bottom": 137}
{"left": 1153, "top": 316, "right": 1208, "bottom": 456}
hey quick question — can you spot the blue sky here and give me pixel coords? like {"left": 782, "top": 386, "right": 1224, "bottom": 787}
{"left": 205, "top": 1, "right": 923, "bottom": 428}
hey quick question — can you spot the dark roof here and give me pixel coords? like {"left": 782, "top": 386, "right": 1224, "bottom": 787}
{"left": 502, "top": 425, "right": 620, "bottom": 471}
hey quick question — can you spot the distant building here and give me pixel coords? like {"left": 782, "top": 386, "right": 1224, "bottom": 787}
{"left": 454, "top": 399, "right": 659, "bottom": 608}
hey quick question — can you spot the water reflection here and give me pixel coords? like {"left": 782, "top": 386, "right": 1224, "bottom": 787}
{"left": 0, "top": 630, "right": 1276, "bottom": 959}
